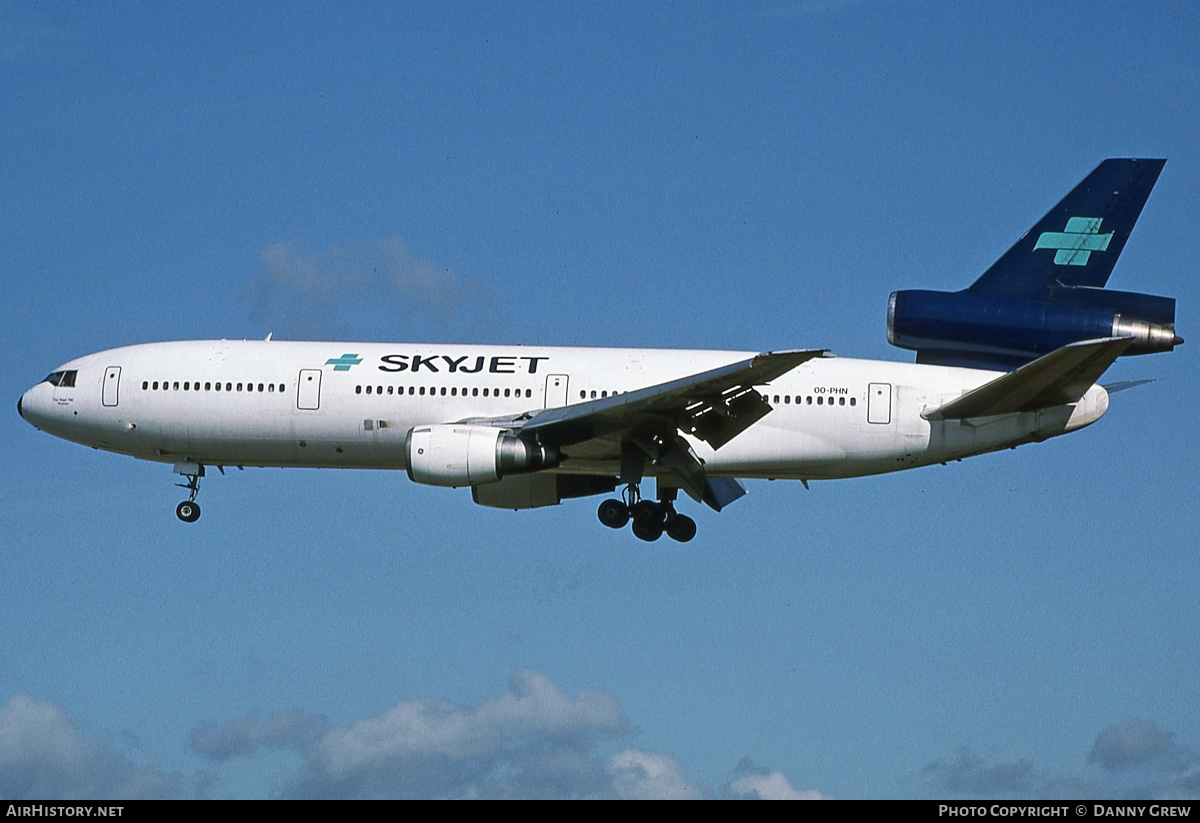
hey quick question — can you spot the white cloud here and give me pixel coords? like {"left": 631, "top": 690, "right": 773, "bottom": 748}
{"left": 195, "top": 670, "right": 636, "bottom": 798}
{"left": 724, "top": 759, "right": 829, "bottom": 800}
{"left": 727, "top": 770, "right": 829, "bottom": 800}
{"left": 922, "top": 747, "right": 1036, "bottom": 796}
{"left": 189, "top": 708, "right": 330, "bottom": 762}
{"left": 190, "top": 670, "right": 815, "bottom": 799}
{"left": 246, "top": 236, "right": 487, "bottom": 336}
{"left": 605, "top": 749, "right": 703, "bottom": 799}
{"left": 0, "top": 695, "right": 182, "bottom": 800}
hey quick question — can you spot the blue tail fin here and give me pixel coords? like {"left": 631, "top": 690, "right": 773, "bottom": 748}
{"left": 887, "top": 159, "right": 1180, "bottom": 370}
{"left": 968, "top": 158, "right": 1164, "bottom": 298}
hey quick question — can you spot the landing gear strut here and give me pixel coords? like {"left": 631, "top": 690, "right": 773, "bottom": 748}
{"left": 596, "top": 484, "right": 696, "bottom": 543}
{"left": 174, "top": 462, "right": 204, "bottom": 523}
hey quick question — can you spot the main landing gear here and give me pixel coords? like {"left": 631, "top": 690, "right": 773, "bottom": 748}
{"left": 174, "top": 462, "right": 204, "bottom": 523}
{"left": 597, "top": 485, "right": 697, "bottom": 543}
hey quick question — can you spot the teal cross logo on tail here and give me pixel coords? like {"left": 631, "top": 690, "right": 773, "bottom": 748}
{"left": 325, "top": 353, "right": 363, "bottom": 371}
{"left": 1034, "top": 216, "right": 1113, "bottom": 266}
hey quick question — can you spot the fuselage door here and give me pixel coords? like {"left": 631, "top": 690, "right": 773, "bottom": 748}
{"left": 102, "top": 366, "right": 121, "bottom": 407}
{"left": 867, "top": 382, "right": 892, "bottom": 424}
{"left": 544, "top": 374, "right": 569, "bottom": 409}
{"left": 297, "top": 369, "right": 322, "bottom": 410}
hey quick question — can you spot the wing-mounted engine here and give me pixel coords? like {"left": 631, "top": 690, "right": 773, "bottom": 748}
{"left": 405, "top": 424, "right": 559, "bottom": 487}
{"left": 472, "top": 473, "right": 617, "bottom": 510}
{"left": 887, "top": 158, "right": 1182, "bottom": 370}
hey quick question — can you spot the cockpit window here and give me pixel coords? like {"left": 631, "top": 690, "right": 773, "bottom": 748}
{"left": 42, "top": 370, "right": 77, "bottom": 388}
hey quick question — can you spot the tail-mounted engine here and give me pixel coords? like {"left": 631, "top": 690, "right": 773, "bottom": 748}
{"left": 887, "top": 287, "right": 1181, "bottom": 369}
{"left": 887, "top": 158, "right": 1182, "bottom": 369}
{"left": 405, "top": 424, "right": 559, "bottom": 487}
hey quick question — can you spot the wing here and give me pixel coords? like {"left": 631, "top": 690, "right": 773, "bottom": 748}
{"left": 922, "top": 337, "right": 1132, "bottom": 421}
{"left": 469, "top": 349, "right": 829, "bottom": 510}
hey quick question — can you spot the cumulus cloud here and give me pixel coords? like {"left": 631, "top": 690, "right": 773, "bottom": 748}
{"left": 189, "top": 708, "right": 330, "bottom": 763}
{"left": 189, "top": 671, "right": 817, "bottom": 799}
{"left": 245, "top": 237, "right": 489, "bottom": 336}
{"left": 921, "top": 720, "right": 1200, "bottom": 800}
{"left": 193, "top": 670, "right": 650, "bottom": 798}
{"left": 724, "top": 758, "right": 830, "bottom": 799}
{"left": 0, "top": 695, "right": 182, "bottom": 800}
{"left": 922, "top": 747, "right": 1037, "bottom": 796}
{"left": 5, "top": 674, "right": 817, "bottom": 799}
{"left": 605, "top": 749, "right": 702, "bottom": 799}
{"left": 1088, "top": 719, "right": 1180, "bottom": 773}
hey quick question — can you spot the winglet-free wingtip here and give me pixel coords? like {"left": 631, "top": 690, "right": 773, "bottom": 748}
{"left": 760, "top": 348, "right": 834, "bottom": 360}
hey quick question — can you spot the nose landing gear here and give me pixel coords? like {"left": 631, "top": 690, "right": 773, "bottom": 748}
{"left": 174, "top": 462, "right": 204, "bottom": 523}
{"left": 597, "top": 484, "right": 696, "bottom": 543}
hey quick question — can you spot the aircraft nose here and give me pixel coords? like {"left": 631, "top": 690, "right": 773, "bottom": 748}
{"left": 17, "top": 386, "right": 43, "bottom": 428}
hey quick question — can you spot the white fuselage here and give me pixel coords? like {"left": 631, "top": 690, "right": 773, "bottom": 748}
{"left": 18, "top": 340, "right": 1109, "bottom": 484}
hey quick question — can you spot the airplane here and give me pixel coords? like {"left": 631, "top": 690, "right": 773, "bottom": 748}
{"left": 18, "top": 158, "right": 1182, "bottom": 542}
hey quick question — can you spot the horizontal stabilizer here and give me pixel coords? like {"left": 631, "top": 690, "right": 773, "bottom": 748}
{"left": 923, "top": 337, "right": 1132, "bottom": 421}
{"left": 1103, "top": 378, "right": 1158, "bottom": 395}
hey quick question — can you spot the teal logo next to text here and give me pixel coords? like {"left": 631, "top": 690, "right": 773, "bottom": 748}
{"left": 1034, "top": 216, "right": 1113, "bottom": 266}
{"left": 325, "top": 353, "right": 363, "bottom": 371}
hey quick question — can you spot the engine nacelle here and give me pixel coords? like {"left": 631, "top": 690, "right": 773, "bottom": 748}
{"left": 405, "top": 424, "right": 559, "bottom": 487}
{"left": 888, "top": 288, "right": 1180, "bottom": 366}
{"left": 472, "top": 473, "right": 618, "bottom": 510}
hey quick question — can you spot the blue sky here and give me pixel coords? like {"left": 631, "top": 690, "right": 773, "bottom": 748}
{"left": 3, "top": 1, "right": 1199, "bottom": 799}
